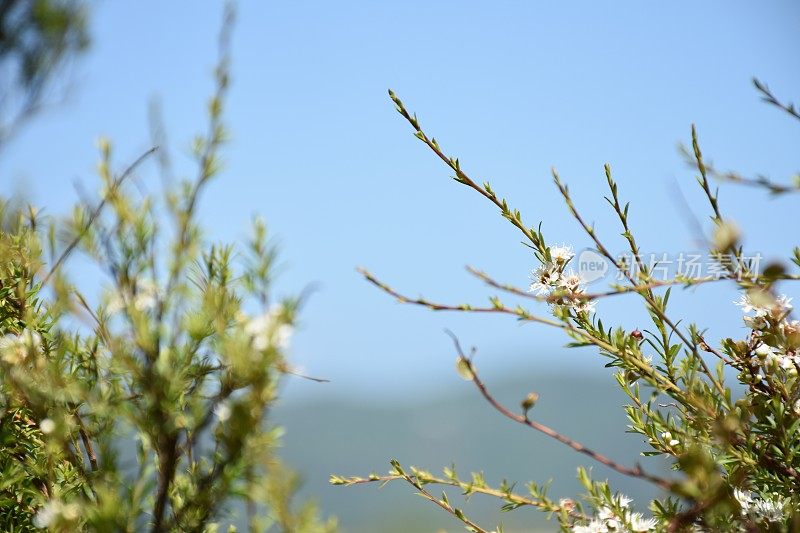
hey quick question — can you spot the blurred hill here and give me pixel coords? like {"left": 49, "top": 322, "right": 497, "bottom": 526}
{"left": 273, "top": 368, "right": 673, "bottom": 532}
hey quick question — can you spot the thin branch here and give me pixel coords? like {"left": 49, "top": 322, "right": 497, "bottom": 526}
{"left": 42, "top": 147, "right": 158, "bottom": 286}
{"left": 280, "top": 367, "right": 330, "bottom": 383}
{"left": 388, "top": 90, "right": 544, "bottom": 253}
{"left": 359, "top": 267, "right": 702, "bottom": 402}
{"left": 467, "top": 266, "right": 725, "bottom": 303}
{"left": 690, "top": 125, "right": 723, "bottom": 222}
{"left": 552, "top": 170, "right": 731, "bottom": 403}
{"left": 445, "top": 331, "right": 675, "bottom": 492}
{"left": 387, "top": 460, "right": 491, "bottom": 533}
{"left": 753, "top": 77, "right": 800, "bottom": 122}
{"left": 335, "top": 472, "right": 582, "bottom": 518}
{"left": 360, "top": 268, "right": 620, "bottom": 352}
{"left": 76, "top": 415, "right": 99, "bottom": 471}
{"left": 711, "top": 170, "right": 799, "bottom": 195}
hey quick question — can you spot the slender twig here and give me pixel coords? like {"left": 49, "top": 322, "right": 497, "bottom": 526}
{"left": 690, "top": 126, "right": 723, "bottom": 222}
{"left": 697, "top": 335, "right": 733, "bottom": 366}
{"left": 604, "top": 164, "right": 651, "bottom": 283}
{"left": 359, "top": 267, "right": 584, "bottom": 331}
{"left": 359, "top": 267, "right": 711, "bottom": 406}
{"left": 712, "top": 170, "right": 799, "bottom": 195}
{"left": 389, "top": 90, "right": 544, "bottom": 253}
{"left": 386, "top": 460, "right": 491, "bottom": 533}
{"left": 42, "top": 147, "right": 157, "bottom": 286}
{"left": 76, "top": 415, "right": 99, "bottom": 471}
{"left": 690, "top": 126, "right": 761, "bottom": 282}
{"left": 467, "top": 266, "right": 725, "bottom": 302}
{"left": 552, "top": 171, "right": 731, "bottom": 404}
{"left": 445, "top": 331, "right": 675, "bottom": 492}
{"left": 678, "top": 141, "right": 799, "bottom": 196}
{"left": 281, "top": 367, "right": 330, "bottom": 383}
{"left": 753, "top": 77, "right": 800, "bottom": 122}
{"left": 388, "top": 91, "right": 728, "bottom": 408}
{"left": 335, "top": 471, "right": 585, "bottom": 519}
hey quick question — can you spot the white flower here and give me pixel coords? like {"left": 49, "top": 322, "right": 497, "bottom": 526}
{"left": 33, "top": 500, "right": 81, "bottom": 529}
{"left": 550, "top": 244, "right": 575, "bottom": 265}
{"left": 752, "top": 497, "right": 784, "bottom": 522}
{"left": 133, "top": 279, "right": 160, "bottom": 311}
{"left": 661, "top": 431, "right": 679, "bottom": 447}
{"left": 572, "top": 519, "right": 609, "bottom": 533}
{"left": 597, "top": 506, "right": 620, "bottom": 529}
{"left": 61, "top": 503, "right": 80, "bottom": 521}
{"left": 780, "top": 354, "right": 798, "bottom": 371}
{"left": 106, "top": 279, "right": 161, "bottom": 314}
{"left": 754, "top": 343, "right": 775, "bottom": 357}
{"left": 755, "top": 344, "right": 782, "bottom": 368}
{"left": 559, "top": 498, "right": 576, "bottom": 511}
{"left": 529, "top": 264, "right": 560, "bottom": 295}
{"left": 753, "top": 343, "right": 799, "bottom": 373}
{"left": 736, "top": 292, "right": 792, "bottom": 318}
{"left": 33, "top": 500, "right": 61, "bottom": 528}
{"left": 558, "top": 270, "right": 585, "bottom": 292}
{"left": 573, "top": 298, "right": 596, "bottom": 315}
{"left": 214, "top": 401, "right": 231, "bottom": 423}
{"left": 733, "top": 489, "right": 753, "bottom": 514}
{"left": 793, "top": 398, "right": 800, "bottom": 415}
{"left": 0, "top": 334, "right": 18, "bottom": 351}
{"left": 0, "top": 328, "right": 42, "bottom": 364}
{"left": 33, "top": 500, "right": 78, "bottom": 529}
{"left": 597, "top": 506, "right": 614, "bottom": 521}
{"left": 40, "top": 418, "right": 56, "bottom": 435}
{"left": 782, "top": 319, "right": 800, "bottom": 336}
{"left": 629, "top": 513, "right": 658, "bottom": 531}
{"left": 743, "top": 314, "right": 767, "bottom": 330}
{"left": 735, "top": 488, "right": 783, "bottom": 522}
{"left": 615, "top": 494, "right": 632, "bottom": 508}
{"left": 243, "top": 306, "right": 293, "bottom": 351}
{"left": 735, "top": 293, "right": 757, "bottom": 314}
{"left": 776, "top": 295, "right": 793, "bottom": 312}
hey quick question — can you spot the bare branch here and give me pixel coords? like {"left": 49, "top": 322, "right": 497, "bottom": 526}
{"left": 445, "top": 331, "right": 675, "bottom": 492}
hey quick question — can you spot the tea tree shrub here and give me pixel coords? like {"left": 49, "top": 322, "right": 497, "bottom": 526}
{"left": 334, "top": 82, "right": 800, "bottom": 532}
{"left": 0, "top": 5, "right": 334, "bottom": 532}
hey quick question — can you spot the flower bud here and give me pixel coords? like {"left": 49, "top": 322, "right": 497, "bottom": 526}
{"left": 521, "top": 392, "right": 539, "bottom": 413}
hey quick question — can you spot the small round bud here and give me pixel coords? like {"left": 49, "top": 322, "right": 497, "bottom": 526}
{"left": 455, "top": 357, "right": 474, "bottom": 381}
{"left": 558, "top": 498, "right": 575, "bottom": 511}
{"left": 521, "top": 392, "right": 539, "bottom": 413}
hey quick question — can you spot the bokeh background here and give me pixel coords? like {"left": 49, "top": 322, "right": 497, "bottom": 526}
{"left": 2, "top": 2, "right": 800, "bottom": 531}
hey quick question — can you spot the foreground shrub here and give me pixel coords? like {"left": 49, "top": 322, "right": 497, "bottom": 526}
{"left": 0, "top": 5, "right": 334, "bottom": 532}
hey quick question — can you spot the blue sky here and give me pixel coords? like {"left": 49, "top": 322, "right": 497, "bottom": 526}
{"left": 2, "top": 1, "right": 799, "bottom": 400}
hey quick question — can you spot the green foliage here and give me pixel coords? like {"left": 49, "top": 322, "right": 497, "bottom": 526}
{"left": 0, "top": 4, "right": 335, "bottom": 532}
{"left": 339, "top": 82, "right": 800, "bottom": 531}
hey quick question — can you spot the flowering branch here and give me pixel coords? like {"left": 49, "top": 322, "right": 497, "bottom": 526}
{"left": 343, "top": 78, "right": 800, "bottom": 531}
{"left": 331, "top": 462, "right": 587, "bottom": 520}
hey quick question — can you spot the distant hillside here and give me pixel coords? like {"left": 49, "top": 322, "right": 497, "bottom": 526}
{"left": 272, "top": 369, "right": 673, "bottom": 532}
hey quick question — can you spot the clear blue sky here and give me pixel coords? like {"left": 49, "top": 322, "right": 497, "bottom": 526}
{"left": 3, "top": 1, "right": 799, "bottom": 400}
